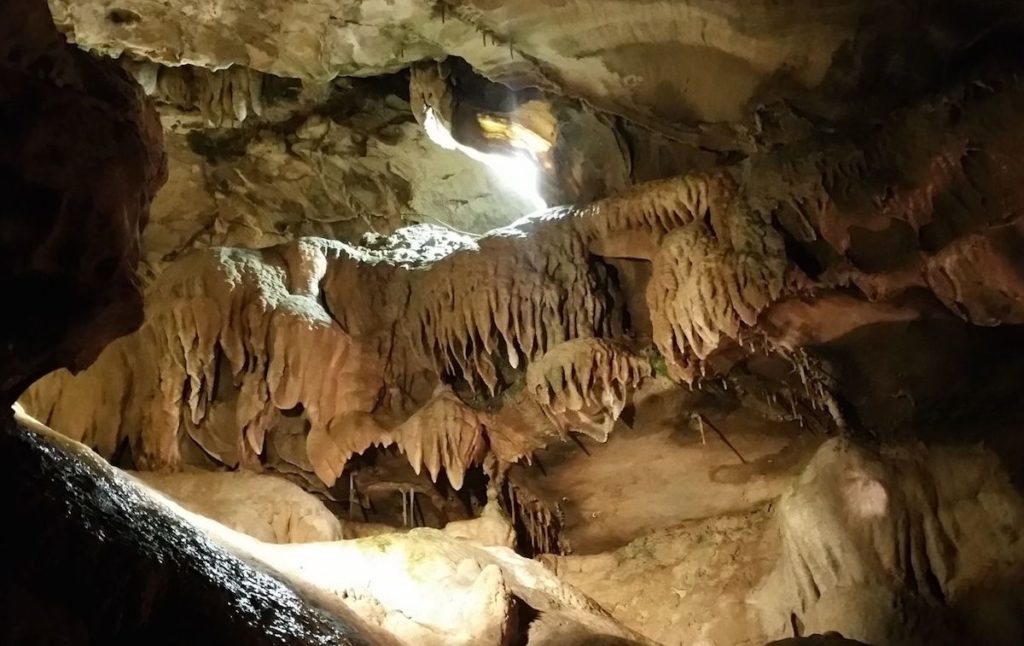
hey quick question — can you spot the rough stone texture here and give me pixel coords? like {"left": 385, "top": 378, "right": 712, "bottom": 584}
{"left": 9, "top": 410, "right": 648, "bottom": 646}
{"left": 545, "top": 438, "right": 1024, "bottom": 646}
{"left": 514, "top": 376, "right": 817, "bottom": 554}
{"left": 754, "top": 439, "right": 1024, "bottom": 645}
{"left": 526, "top": 338, "right": 652, "bottom": 442}
{"left": 46, "top": 1, "right": 1024, "bottom": 284}
{"left": 241, "top": 529, "right": 651, "bottom": 645}
{"left": 25, "top": 68, "right": 1024, "bottom": 496}
{"left": 46, "top": 0, "right": 1024, "bottom": 129}
{"left": 142, "top": 81, "right": 544, "bottom": 277}
{"left": 10, "top": 2, "right": 1024, "bottom": 644}
{"left": 0, "top": 0, "right": 165, "bottom": 402}
{"left": 547, "top": 508, "right": 776, "bottom": 645}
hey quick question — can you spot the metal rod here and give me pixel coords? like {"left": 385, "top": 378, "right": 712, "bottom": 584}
{"left": 570, "top": 433, "right": 591, "bottom": 456}
{"left": 702, "top": 416, "right": 747, "bottom": 464}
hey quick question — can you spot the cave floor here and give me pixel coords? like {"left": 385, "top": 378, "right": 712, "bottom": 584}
{"left": 518, "top": 399, "right": 821, "bottom": 553}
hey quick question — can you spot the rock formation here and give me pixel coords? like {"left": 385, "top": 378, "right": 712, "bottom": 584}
{"left": 0, "top": 0, "right": 165, "bottom": 401}
{"left": 6, "top": 0, "right": 1024, "bottom": 644}
{"left": 24, "top": 67, "right": 1024, "bottom": 495}
{"left": 2, "top": 408, "right": 375, "bottom": 644}
{"left": 754, "top": 440, "right": 1024, "bottom": 645}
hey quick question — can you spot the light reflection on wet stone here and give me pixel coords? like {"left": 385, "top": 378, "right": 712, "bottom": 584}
{"left": 0, "top": 418, "right": 374, "bottom": 645}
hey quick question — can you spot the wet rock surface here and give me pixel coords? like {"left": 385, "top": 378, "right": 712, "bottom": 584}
{"left": 0, "top": 415, "right": 372, "bottom": 645}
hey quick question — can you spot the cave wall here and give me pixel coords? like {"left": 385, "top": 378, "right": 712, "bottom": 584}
{"left": 0, "top": 0, "right": 165, "bottom": 402}
{"left": 0, "top": 417, "right": 375, "bottom": 645}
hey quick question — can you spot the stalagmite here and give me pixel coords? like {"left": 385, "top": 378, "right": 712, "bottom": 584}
{"left": 19, "top": 336, "right": 142, "bottom": 458}
{"left": 443, "top": 488, "right": 517, "bottom": 548}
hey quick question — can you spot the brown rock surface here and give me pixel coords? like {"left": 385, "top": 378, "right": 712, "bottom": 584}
{"left": 0, "top": 0, "right": 165, "bottom": 402}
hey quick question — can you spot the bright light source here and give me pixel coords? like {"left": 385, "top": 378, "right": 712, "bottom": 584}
{"left": 423, "top": 108, "right": 547, "bottom": 212}
{"left": 477, "top": 113, "right": 553, "bottom": 156}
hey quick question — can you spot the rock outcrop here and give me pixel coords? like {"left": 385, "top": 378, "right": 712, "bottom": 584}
{"left": 133, "top": 469, "right": 346, "bottom": 543}
{"left": 23, "top": 69, "right": 1024, "bottom": 496}
{"left": 755, "top": 439, "right": 1024, "bottom": 645}
{"left": 545, "top": 438, "right": 1024, "bottom": 645}
{"left": 9, "top": 411, "right": 647, "bottom": 646}
{"left": 0, "top": 412, "right": 376, "bottom": 645}
{"left": 0, "top": 0, "right": 165, "bottom": 402}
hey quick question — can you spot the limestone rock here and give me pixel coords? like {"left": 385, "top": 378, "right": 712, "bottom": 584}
{"left": 133, "top": 470, "right": 345, "bottom": 543}
{"left": 48, "top": 0, "right": 1016, "bottom": 129}
{"left": 754, "top": 439, "right": 1024, "bottom": 645}
{"left": 1, "top": 411, "right": 375, "bottom": 645}
{"left": 527, "top": 338, "right": 652, "bottom": 442}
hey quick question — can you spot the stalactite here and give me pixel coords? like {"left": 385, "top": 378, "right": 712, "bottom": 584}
{"left": 23, "top": 73, "right": 1024, "bottom": 498}
{"left": 306, "top": 412, "right": 393, "bottom": 487}
{"left": 404, "top": 218, "right": 622, "bottom": 392}
{"left": 24, "top": 239, "right": 387, "bottom": 478}
{"left": 123, "top": 61, "right": 264, "bottom": 126}
{"left": 409, "top": 60, "right": 454, "bottom": 127}
{"left": 129, "top": 241, "right": 387, "bottom": 470}
{"left": 393, "top": 386, "right": 488, "bottom": 490}
{"left": 783, "top": 347, "right": 846, "bottom": 430}
{"left": 526, "top": 338, "right": 651, "bottom": 441}
{"left": 647, "top": 200, "right": 787, "bottom": 383}
{"left": 579, "top": 172, "right": 731, "bottom": 239}
{"left": 484, "top": 389, "right": 564, "bottom": 464}
{"left": 503, "top": 479, "right": 567, "bottom": 555}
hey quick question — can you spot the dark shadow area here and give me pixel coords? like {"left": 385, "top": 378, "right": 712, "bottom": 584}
{"left": 0, "top": 416, "right": 373, "bottom": 646}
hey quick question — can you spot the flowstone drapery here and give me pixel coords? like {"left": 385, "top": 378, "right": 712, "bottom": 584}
{"left": 23, "top": 72, "right": 1024, "bottom": 498}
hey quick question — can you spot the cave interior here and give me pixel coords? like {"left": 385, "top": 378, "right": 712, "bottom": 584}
{"left": 4, "top": 1, "right": 1024, "bottom": 645}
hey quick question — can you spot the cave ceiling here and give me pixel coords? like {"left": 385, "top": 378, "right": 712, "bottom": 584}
{"left": 52, "top": 0, "right": 872, "bottom": 123}
{"left": 46, "top": 0, "right": 1024, "bottom": 276}
{"left": 49, "top": 0, "right": 1023, "bottom": 125}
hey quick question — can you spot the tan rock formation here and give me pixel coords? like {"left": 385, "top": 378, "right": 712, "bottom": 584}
{"left": 10, "top": 1, "right": 1024, "bottom": 644}
{"left": 142, "top": 87, "right": 544, "bottom": 278}
{"left": 754, "top": 439, "right": 1024, "bottom": 645}
{"left": 543, "top": 438, "right": 1024, "bottom": 645}
{"left": 23, "top": 70, "right": 1024, "bottom": 498}
{"left": 526, "top": 338, "right": 651, "bottom": 442}
{"left": 134, "top": 469, "right": 346, "bottom": 543}
{"left": 47, "top": 0, "right": 997, "bottom": 127}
